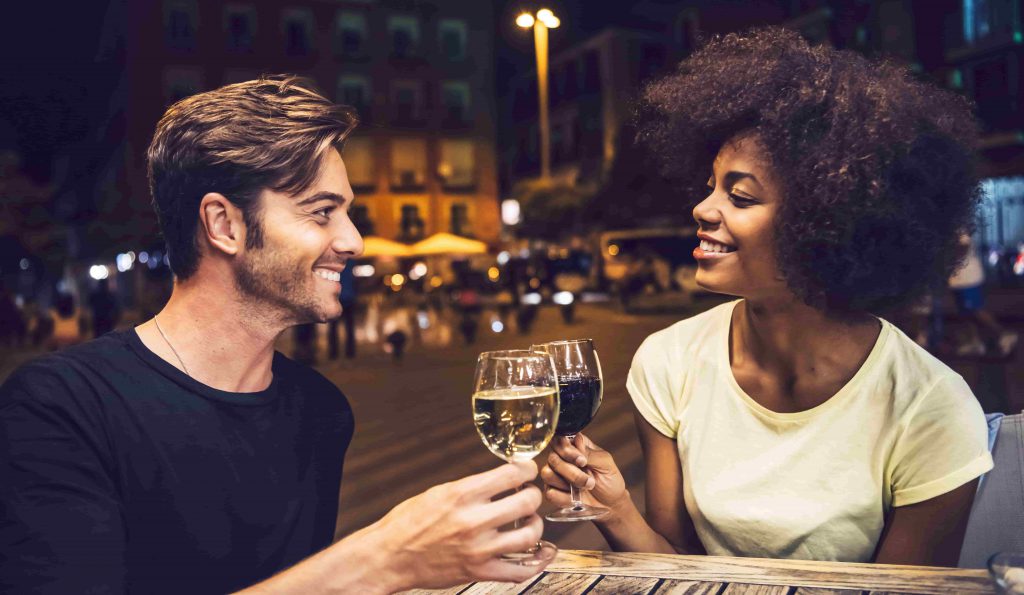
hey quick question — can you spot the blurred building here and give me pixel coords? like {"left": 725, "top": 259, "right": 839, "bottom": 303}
{"left": 502, "top": 28, "right": 679, "bottom": 193}
{"left": 86, "top": 0, "right": 501, "bottom": 254}
{"left": 501, "top": 0, "right": 1023, "bottom": 257}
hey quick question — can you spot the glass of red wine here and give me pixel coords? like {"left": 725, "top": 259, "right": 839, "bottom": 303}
{"left": 530, "top": 338, "right": 609, "bottom": 522}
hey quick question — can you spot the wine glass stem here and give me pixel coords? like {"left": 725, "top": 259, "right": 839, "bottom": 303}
{"left": 566, "top": 434, "right": 585, "bottom": 511}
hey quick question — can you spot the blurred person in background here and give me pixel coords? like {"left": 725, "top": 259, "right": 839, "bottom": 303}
{"left": 542, "top": 28, "right": 991, "bottom": 567}
{"left": 88, "top": 277, "right": 121, "bottom": 337}
{"left": 948, "top": 233, "right": 1018, "bottom": 357}
{"left": 1, "top": 76, "right": 548, "bottom": 594}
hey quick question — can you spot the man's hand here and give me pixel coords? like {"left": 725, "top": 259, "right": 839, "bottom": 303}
{"left": 372, "top": 460, "right": 549, "bottom": 590}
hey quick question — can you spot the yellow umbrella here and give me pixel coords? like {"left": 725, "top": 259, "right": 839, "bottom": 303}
{"left": 361, "top": 236, "right": 413, "bottom": 258}
{"left": 411, "top": 233, "right": 488, "bottom": 256}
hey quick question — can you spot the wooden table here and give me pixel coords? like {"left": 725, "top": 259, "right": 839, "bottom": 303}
{"left": 404, "top": 550, "right": 995, "bottom": 595}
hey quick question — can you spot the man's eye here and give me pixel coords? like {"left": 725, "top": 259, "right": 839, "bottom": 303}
{"left": 314, "top": 207, "right": 336, "bottom": 219}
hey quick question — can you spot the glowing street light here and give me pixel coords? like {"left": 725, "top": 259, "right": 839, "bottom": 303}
{"left": 517, "top": 8, "right": 560, "bottom": 180}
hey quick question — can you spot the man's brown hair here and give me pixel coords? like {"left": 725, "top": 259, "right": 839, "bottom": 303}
{"left": 147, "top": 75, "right": 358, "bottom": 280}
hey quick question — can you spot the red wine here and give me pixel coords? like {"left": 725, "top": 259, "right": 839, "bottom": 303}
{"left": 556, "top": 376, "right": 602, "bottom": 436}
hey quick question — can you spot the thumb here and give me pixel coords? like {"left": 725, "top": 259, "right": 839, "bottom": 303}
{"left": 573, "top": 433, "right": 615, "bottom": 472}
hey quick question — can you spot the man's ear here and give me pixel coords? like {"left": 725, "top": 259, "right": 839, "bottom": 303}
{"left": 198, "top": 193, "right": 245, "bottom": 256}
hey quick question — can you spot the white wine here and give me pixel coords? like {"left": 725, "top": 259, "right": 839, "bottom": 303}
{"left": 472, "top": 387, "right": 558, "bottom": 462}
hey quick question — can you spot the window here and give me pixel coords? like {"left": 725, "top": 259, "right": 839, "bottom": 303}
{"left": 438, "top": 140, "right": 475, "bottom": 188}
{"left": 583, "top": 51, "right": 601, "bottom": 92}
{"left": 450, "top": 204, "right": 470, "bottom": 236}
{"left": 388, "top": 15, "right": 419, "bottom": 58}
{"left": 163, "top": 68, "right": 202, "bottom": 105}
{"left": 335, "top": 11, "right": 366, "bottom": 57}
{"left": 963, "top": 0, "right": 1019, "bottom": 45}
{"left": 400, "top": 205, "right": 425, "bottom": 241}
{"left": 391, "top": 138, "right": 427, "bottom": 189}
{"left": 337, "top": 75, "right": 371, "bottom": 113}
{"left": 350, "top": 204, "right": 374, "bottom": 236}
{"left": 441, "top": 81, "right": 470, "bottom": 124}
{"left": 165, "top": 0, "right": 197, "bottom": 51}
{"left": 392, "top": 81, "right": 422, "bottom": 123}
{"left": 439, "top": 19, "right": 466, "bottom": 61}
{"left": 282, "top": 8, "right": 313, "bottom": 56}
{"left": 224, "top": 4, "right": 256, "bottom": 51}
{"left": 342, "top": 137, "right": 375, "bottom": 188}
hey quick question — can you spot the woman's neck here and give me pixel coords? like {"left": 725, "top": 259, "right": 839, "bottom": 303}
{"left": 731, "top": 296, "right": 880, "bottom": 396}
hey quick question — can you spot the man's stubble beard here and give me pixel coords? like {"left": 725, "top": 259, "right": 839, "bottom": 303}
{"left": 234, "top": 244, "right": 333, "bottom": 325}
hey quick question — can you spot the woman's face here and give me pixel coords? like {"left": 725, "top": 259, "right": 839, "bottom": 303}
{"left": 692, "top": 135, "right": 789, "bottom": 300}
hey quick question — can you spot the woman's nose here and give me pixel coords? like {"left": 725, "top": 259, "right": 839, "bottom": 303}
{"left": 693, "top": 194, "right": 722, "bottom": 227}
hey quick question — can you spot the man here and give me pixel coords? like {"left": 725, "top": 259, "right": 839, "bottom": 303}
{"left": 0, "top": 76, "right": 548, "bottom": 593}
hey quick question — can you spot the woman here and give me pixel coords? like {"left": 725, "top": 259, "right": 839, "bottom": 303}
{"left": 542, "top": 28, "right": 993, "bottom": 566}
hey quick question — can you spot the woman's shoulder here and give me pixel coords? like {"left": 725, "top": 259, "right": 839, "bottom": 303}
{"left": 874, "top": 318, "right": 978, "bottom": 412}
{"left": 634, "top": 299, "right": 737, "bottom": 364}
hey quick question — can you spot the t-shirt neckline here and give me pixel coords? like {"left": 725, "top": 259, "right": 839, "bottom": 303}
{"left": 123, "top": 327, "right": 281, "bottom": 406}
{"left": 720, "top": 300, "right": 890, "bottom": 422}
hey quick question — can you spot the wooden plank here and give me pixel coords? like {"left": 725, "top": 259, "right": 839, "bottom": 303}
{"left": 587, "top": 575, "right": 662, "bottom": 594}
{"left": 400, "top": 586, "right": 468, "bottom": 595}
{"left": 521, "top": 572, "right": 600, "bottom": 593}
{"left": 655, "top": 580, "right": 726, "bottom": 594}
{"left": 794, "top": 588, "right": 864, "bottom": 595}
{"left": 460, "top": 573, "right": 547, "bottom": 595}
{"left": 546, "top": 550, "right": 991, "bottom": 595}
{"left": 721, "top": 584, "right": 790, "bottom": 595}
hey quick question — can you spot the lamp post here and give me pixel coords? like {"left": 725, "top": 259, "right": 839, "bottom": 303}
{"left": 517, "top": 9, "right": 560, "bottom": 182}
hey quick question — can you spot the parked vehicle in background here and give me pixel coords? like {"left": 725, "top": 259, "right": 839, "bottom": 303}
{"left": 598, "top": 227, "right": 702, "bottom": 309}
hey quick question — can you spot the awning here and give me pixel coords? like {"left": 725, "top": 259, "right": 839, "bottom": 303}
{"left": 410, "top": 233, "right": 488, "bottom": 256}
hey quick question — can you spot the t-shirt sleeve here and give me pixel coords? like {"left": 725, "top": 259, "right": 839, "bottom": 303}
{"left": 0, "top": 362, "right": 126, "bottom": 593}
{"left": 626, "top": 332, "right": 680, "bottom": 439}
{"left": 890, "top": 374, "right": 994, "bottom": 507}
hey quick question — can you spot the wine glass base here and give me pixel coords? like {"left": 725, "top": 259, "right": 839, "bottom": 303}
{"left": 500, "top": 540, "right": 558, "bottom": 566}
{"left": 545, "top": 504, "right": 611, "bottom": 522}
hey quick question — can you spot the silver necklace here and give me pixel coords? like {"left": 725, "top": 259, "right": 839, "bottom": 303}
{"left": 153, "top": 316, "right": 191, "bottom": 377}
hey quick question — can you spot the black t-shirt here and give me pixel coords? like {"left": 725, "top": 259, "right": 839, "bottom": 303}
{"left": 0, "top": 329, "right": 354, "bottom": 594}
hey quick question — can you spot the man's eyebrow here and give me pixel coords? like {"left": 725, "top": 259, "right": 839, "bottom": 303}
{"left": 295, "top": 191, "right": 348, "bottom": 207}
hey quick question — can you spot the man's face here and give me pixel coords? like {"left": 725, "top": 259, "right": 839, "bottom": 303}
{"left": 235, "top": 149, "right": 363, "bottom": 324}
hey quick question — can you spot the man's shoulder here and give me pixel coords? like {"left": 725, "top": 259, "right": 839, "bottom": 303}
{"left": 2, "top": 333, "right": 134, "bottom": 396}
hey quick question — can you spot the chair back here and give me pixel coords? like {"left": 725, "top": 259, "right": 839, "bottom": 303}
{"left": 959, "top": 413, "right": 1024, "bottom": 568}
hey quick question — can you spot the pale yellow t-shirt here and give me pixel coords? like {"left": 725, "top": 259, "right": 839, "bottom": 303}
{"left": 627, "top": 300, "right": 993, "bottom": 562}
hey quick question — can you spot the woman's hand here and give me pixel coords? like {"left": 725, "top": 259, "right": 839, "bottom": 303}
{"left": 540, "top": 433, "right": 629, "bottom": 519}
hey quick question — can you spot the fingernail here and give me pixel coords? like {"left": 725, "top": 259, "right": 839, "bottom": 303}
{"left": 576, "top": 457, "right": 587, "bottom": 467}
{"left": 585, "top": 477, "right": 596, "bottom": 490}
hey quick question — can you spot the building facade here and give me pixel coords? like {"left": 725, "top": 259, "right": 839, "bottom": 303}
{"left": 96, "top": 0, "right": 501, "bottom": 252}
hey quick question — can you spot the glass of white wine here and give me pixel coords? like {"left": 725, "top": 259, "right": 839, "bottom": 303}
{"left": 472, "top": 349, "right": 560, "bottom": 566}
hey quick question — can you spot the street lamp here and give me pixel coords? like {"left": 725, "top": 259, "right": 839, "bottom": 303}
{"left": 518, "top": 8, "right": 560, "bottom": 181}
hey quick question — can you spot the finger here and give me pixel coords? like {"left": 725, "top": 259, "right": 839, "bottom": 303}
{"left": 457, "top": 461, "right": 538, "bottom": 500}
{"left": 547, "top": 452, "right": 595, "bottom": 490}
{"left": 543, "top": 483, "right": 573, "bottom": 507}
{"left": 471, "top": 554, "right": 550, "bottom": 584}
{"left": 477, "top": 484, "right": 543, "bottom": 529}
{"left": 539, "top": 464, "right": 570, "bottom": 491}
{"left": 480, "top": 513, "right": 545, "bottom": 558}
{"left": 551, "top": 436, "right": 587, "bottom": 467}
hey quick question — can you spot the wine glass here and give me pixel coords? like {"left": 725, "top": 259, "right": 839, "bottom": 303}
{"left": 531, "top": 338, "right": 609, "bottom": 522}
{"left": 472, "top": 349, "right": 559, "bottom": 565}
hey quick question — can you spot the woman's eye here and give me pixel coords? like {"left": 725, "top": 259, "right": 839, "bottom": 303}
{"left": 729, "top": 193, "right": 756, "bottom": 207}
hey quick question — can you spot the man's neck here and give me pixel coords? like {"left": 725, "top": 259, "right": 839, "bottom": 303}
{"left": 136, "top": 275, "right": 284, "bottom": 393}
